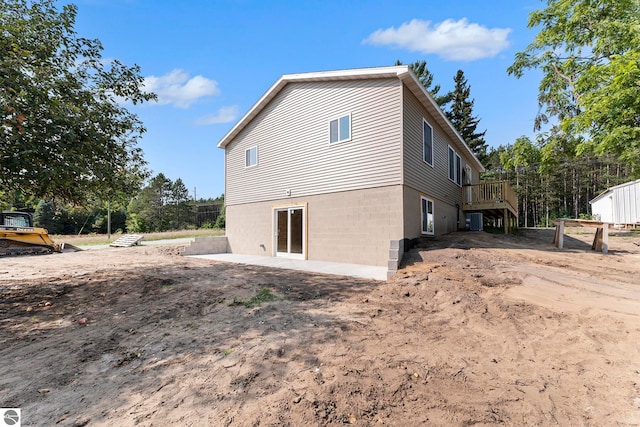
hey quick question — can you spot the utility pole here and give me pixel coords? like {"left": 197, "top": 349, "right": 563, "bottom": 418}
{"left": 193, "top": 187, "right": 197, "bottom": 228}
{"left": 107, "top": 200, "right": 111, "bottom": 240}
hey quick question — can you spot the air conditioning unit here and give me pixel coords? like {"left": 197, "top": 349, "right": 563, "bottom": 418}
{"left": 466, "top": 213, "right": 483, "bottom": 231}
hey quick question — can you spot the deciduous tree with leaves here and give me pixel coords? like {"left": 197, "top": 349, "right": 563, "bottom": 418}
{"left": 500, "top": 136, "right": 540, "bottom": 227}
{"left": 1, "top": 0, "right": 156, "bottom": 205}
{"left": 508, "top": 0, "right": 640, "bottom": 173}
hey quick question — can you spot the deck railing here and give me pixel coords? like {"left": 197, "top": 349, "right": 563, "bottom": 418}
{"left": 462, "top": 181, "right": 518, "bottom": 215}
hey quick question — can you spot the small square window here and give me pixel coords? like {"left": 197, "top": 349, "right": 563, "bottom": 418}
{"left": 245, "top": 146, "right": 257, "bottom": 168}
{"left": 423, "top": 119, "right": 433, "bottom": 166}
{"left": 329, "top": 113, "right": 351, "bottom": 144}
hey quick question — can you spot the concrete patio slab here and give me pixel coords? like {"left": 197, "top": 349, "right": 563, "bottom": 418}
{"left": 187, "top": 253, "right": 388, "bottom": 281}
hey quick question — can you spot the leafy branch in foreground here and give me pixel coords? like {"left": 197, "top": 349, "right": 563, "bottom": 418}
{"left": 1, "top": 0, "right": 157, "bottom": 205}
{"left": 507, "top": 0, "right": 640, "bottom": 173}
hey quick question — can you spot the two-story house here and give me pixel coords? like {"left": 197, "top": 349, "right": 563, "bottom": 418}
{"left": 217, "top": 65, "right": 485, "bottom": 278}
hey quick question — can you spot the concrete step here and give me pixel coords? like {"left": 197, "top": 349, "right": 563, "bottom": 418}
{"left": 182, "top": 236, "right": 228, "bottom": 256}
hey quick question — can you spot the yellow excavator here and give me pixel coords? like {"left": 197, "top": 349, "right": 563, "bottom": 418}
{"left": 0, "top": 211, "right": 81, "bottom": 255}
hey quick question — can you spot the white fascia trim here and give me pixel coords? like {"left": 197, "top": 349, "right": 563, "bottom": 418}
{"left": 217, "top": 66, "right": 410, "bottom": 149}
{"left": 215, "top": 63, "right": 484, "bottom": 175}
{"left": 217, "top": 75, "right": 287, "bottom": 149}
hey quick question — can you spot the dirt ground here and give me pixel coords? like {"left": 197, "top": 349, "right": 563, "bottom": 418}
{"left": 1, "top": 228, "right": 640, "bottom": 426}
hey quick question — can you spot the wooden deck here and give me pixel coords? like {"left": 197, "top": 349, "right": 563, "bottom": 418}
{"left": 462, "top": 181, "right": 518, "bottom": 233}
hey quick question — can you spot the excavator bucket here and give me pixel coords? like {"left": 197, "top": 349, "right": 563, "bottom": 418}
{"left": 58, "top": 242, "right": 83, "bottom": 253}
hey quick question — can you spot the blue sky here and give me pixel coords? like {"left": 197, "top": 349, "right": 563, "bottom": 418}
{"left": 72, "top": 0, "right": 543, "bottom": 200}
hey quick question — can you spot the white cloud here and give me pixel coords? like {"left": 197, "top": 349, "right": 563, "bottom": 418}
{"left": 363, "top": 18, "right": 511, "bottom": 61}
{"left": 196, "top": 105, "right": 240, "bottom": 125}
{"left": 144, "top": 69, "right": 220, "bottom": 108}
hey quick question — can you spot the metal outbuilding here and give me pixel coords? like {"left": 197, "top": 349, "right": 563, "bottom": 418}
{"left": 590, "top": 179, "right": 640, "bottom": 226}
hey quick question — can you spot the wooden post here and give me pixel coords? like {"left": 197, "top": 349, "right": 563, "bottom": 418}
{"left": 557, "top": 220, "right": 564, "bottom": 249}
{"left": 504, "top": 208, "right": 509, "bottom": 234}
{"left": 602, "top": 223, "right": 609, "bottom": 254}
{"left": 592, "top": 228, "right": 602, "bottom": 251}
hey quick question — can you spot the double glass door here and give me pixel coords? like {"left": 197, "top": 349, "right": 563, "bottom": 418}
{"left": 275, "top": 207, "right": 304, "bottom": 258}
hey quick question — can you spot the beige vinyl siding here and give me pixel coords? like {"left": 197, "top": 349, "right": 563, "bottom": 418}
{"left": 403, "top": 185, "right": 461, "bottom": 237}
{"left": 225, "top": 78, "right": 403, "bottom": 205}
{"left": 402, "top": 86, "right": 469, "bottom": 206}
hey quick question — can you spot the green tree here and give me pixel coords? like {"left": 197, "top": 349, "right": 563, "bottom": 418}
{"left": 507, "top": 0, "right": 640, "bottom": 172}
{"left": 500, "top": 136, "right": 541, "bottom": 227}
{"left": 213, "top": 194, "right": 225, "bottom": 229}
{"left": 0, "top": 0, "right": 155, "bottom": 204}
{"left": 33, "top": 200, "right": 58, "bottom": 233}
{"left": 33, "top": 199, "right": 85, "bottom": 234}
{"left": 134, "top": 173, "right": 171, "bottom": 231}
{"left": 91, "top": 200, "right": 127, "bottom": 234}
{"left": 127, "top": 173, "right": 194, "bottom": 232}
{"left": 483, "top": 145, "right": 508, "bottom": 179}
{"left": 395, "top": 60, "right": 451, "bottom": 106}
{"left": 168, "top": 178, "right": 192, "bottom": 229}
{"left": 446, "top": 70, "right": 487, "bottom": 163}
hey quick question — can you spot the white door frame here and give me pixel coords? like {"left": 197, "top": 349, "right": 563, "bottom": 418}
{"left": 273, "top": 204, "right": 307, "bottom": 259}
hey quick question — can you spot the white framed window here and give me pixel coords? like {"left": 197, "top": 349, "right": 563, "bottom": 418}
{"left": 448, "top": 145, "right": 461, "bottom": 186}
{"left": 245, "top": 146, "right": 257, "bottom": 168}
{"left": 329, "top": 113, "right": 351, "bottom": 144}
{"left": 423, "top": 119, "right": 433, "bottom": 166}
{"left": 421, "top": 196, "right": 434, "bottom": 235}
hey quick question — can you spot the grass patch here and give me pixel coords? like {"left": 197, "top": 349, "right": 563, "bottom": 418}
{"left": 157, "top": 278, "right": 176, "bottom": 291}
{"left": 230, "top": 287, "right": 277, "bottom": 308}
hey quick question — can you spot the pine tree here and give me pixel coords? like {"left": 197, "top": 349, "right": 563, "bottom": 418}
{"left": 446, "top": 70, "right": 487, "bottom": 163}
{"left": 395, "top": 60, "right": 451, "bottom": 107}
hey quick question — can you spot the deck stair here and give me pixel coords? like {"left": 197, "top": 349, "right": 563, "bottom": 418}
{"left": 109, "top": 234, "right": 144, "bottom": 247}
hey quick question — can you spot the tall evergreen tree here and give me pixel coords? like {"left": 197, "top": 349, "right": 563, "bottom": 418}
{"left": 126, "top": 173, "right": 195, "bottom": 232}
{"left": 395, "top": 60, "right": 451, "bottom": 106}
{"left": 168, "top": 178, "right": 192, "bottom": 229}
{"left": 446, "top": 70, "right": 487, "bottom": 163}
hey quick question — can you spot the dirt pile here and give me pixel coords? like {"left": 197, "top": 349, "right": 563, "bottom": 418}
{"left": 1, "top": 229, "right": 639, "bottom": 426}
